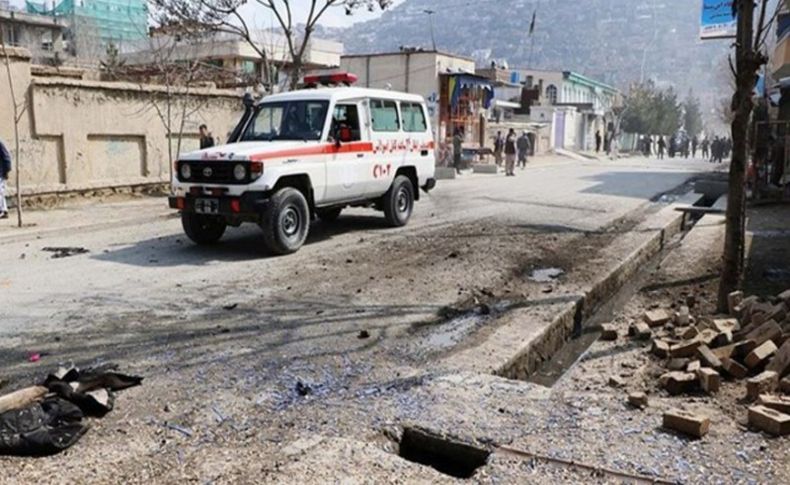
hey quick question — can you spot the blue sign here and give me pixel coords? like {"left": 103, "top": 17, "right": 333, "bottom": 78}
{"left": 701, "top": 0, "right": 737, "bottom": 39}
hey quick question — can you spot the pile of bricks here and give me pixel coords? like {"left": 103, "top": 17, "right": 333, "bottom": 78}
{"left": 625, "top": 289, "right": 790, "bottom": 438}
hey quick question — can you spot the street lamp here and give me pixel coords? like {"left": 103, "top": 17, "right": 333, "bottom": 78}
{"left": 424, "top": 9, "right": 437, "bottom": 51}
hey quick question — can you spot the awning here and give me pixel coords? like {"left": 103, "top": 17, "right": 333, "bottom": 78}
{"left": 448, "top": 74, "right": 495, "bottom": 109}
{"left": 493, "top": 99, "right": 521, "bottom": 110}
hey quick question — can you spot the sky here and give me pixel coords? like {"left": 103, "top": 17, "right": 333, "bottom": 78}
{"left": 10, "top": 0, "right": 402, "bottom": 28}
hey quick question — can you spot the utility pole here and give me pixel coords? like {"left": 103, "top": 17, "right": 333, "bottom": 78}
{"left": 718, "top": 0, "right": 764, "bottom": 312}
{"left": 424, "top": 9, "right": 437, "bottom": 51}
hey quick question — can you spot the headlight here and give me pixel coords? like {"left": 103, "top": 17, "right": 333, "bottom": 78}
{"left": 233, "top": 163, "right": 246, "bottom": 181}
{"left": 180, "top": 163, "right": 191, "bottom": 180}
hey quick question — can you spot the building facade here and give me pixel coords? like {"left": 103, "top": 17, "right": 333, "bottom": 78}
{"left": 0, "top": 7, "right": 66, "bottom": 64}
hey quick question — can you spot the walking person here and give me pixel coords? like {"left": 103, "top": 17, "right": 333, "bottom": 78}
{"left": 493, "top": 131, "right": 504, "bottom": 167}
{"left": 0, "top": 138, "right": 11, "bottom": 219}
{"left": 701, "top": 137, "right": 710, "bottom": 160}
{"left": 691, "top": 136, "right": 698, "bottom": 158}
{"left": 595, "top": 130, "right": 602, "bottom": 153}
{"left": 452, "top": 129, "right": 463, "bottom": 175}
{"left": 517, "top": 131, "right": 531, "bottom": 169}
{"left": 504, "top": 128, "right": 517, "bottom": 176}
{"left": 657, "top": 136, "right": 666, "bottom": 159}
{"left": 199, "top": 124, "right": 215, "bottom": 149}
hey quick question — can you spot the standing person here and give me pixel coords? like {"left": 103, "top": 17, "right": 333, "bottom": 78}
{"left": 504, "top": 128, "right": 517, "bottom": 176}
{"left": 199, "top": 124, "right": 215, "bottom": 149}
{"left": 701, "top": 137, "right": 710, "bottom": 160}
{"left": 493, "top": 131, "right": 504, "bottom": 167}
{"left": 0, "top": 138, "right": 11, "bottom": 219}
{"left": 517, "top": 131, "right": 531, "bottom": 169}
{"left": 657, "top": 136, "right": 666, "bottom": 159}
{"left": 452, "top": 129, "right": 463, "bottom": 175}
{"left": 595, "top": 130, "right": 602, "bottom": 153}
{"left": 691, "top": 136, "right": 698, "bottom": 158}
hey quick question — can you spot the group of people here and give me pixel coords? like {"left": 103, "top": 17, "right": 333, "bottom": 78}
{"left": 639, "top": 134, "right": 731, "bottom": 163}
{"left": 452, "top": 128, "right": 531, "bottom": 176}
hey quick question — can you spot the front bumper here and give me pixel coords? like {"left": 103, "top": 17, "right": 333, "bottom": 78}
{"left": 169, "top": 191, "right": 270, "bottom": 217}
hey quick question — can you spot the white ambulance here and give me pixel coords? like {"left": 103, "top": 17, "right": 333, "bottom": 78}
{"left": 169, "top": 74, "right": 436, "bottom": 255}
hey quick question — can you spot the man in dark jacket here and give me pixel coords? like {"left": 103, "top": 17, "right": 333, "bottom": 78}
{"left": 199, "top": 124, "right": 215, "bottom": 150}
{"left": 504, "top": 128, "right": 517, "bottom": 176}
{"left": 0, "top": 139, "right": 11, "bottom": 219}
{"left": 517, "top": 131, "right": 531, "bottom": 169}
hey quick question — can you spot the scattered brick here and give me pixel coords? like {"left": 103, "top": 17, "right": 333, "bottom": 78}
{"left": 670, "top": 339, "right": 702, "bottom": 358}
{"left": 667, "top": 358, "right": 690, "bottom": 371}
{"left": 660, "top": 371, "right": 696, "bottom": 395}
{"left": 743, "top": 320, "right": 783, "bottom": 347}
{"left": 608, "top": 375, "right": 625, "bottom": 388}
{"left": 748, "top": 405, "right": 790, "bottom": 436}
{"left": 676, "top": 306, "right": 690, "bottom": 326}
{"left": 781, "top": 376, "right": 790, "bottom": 394}
{"left": 713, "top": 318, "right": 740, "bottom": 334}
{"left": 766, "top": 340, "right": 790, "bottom": 377}
{"left": 686, "top": 360, "right": 701, "bottom": 373}
{"left": 644, "top": 309, "right": 671, "bottom": 328}
{"left": 758, "top": 394, "right": 790, "bottom": 414}
{"left": 663, "top": 409, "right": 710, "bottom": 438}
{"left": 680, "top": 326, "right": 699, "bottom": 340}
{"left": 721, "top": 357, "right": 748, "bottom": 379}
{"left": 628, "top": 392, "right": 648, "bottom": 409}
{"left": 711, "top": 341, "right": 755, "bottom": 361}
{"left": 696, "top": 345, "right": 723, "bottom": 370}
{"left": 746, "top": 371, "right": 779, "bottom": 400}
{"left": 728, "top": 291, "right": 744, "bottom": 315}
{"left": 651, "top": 339, "right": 670, "bottom": 358}
{"left": 630, "top": 321, "right": 652, "bottom": 340}
{"left": 697, "top": 368, "right": 720, "bottom": 394}
{"left": 600, "top": 323, "right": 618, "bottom": 341}
{"left": 745, "top": 341, "right": 778, "bottom": 369}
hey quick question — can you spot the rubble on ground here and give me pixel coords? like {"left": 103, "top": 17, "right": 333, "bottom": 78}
{"left": 622, "top": 288, "right": 790, "bottom": 437}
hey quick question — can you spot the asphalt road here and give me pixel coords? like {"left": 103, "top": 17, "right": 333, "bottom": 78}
{"left": 0, "top": 155, "right": 725, "bottom": 482}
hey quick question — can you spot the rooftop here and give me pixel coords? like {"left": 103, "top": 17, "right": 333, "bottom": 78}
{"left": 342, "top": 49, "right": 475, "bottom": 63}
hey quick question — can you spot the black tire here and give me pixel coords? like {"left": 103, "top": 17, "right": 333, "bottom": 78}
{"left": 316, "top": 207, "right": 342, "bottom": 223}
{"left": 261, "top": 187, "right": 310, "bottom": 255}
{"left": 383, "top": 175, "right": 414, "bottom": 227}
{"left": 182, "top": 212, "right": 226, "bottom": 245}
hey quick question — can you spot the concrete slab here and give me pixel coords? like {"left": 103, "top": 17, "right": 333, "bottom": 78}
{"left": 472, "top": 164, "right": 500, "bottom": 174}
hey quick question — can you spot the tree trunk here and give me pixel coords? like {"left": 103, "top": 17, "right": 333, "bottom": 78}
{"left": 718, "top": 0, "right": 758, "bottom": 312}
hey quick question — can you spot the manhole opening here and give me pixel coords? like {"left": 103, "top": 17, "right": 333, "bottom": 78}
{"left": 398, "top": 428, "right": 490, "bottom": 479}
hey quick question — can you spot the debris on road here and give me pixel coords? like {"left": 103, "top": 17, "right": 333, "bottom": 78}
{"left": 628, "top": 391, "right": 648, "bottom": 408}
{"left": 0, "top": 366, "right": 142, "bottom": 456}
{"left": 357, "top": 330, "right": 370, "bottom": 339}
{"left": 663, "top": 409, "right": 710, "bottom": 438}
{"left": 41, "top": 247, "right": 90, "bottom": 259}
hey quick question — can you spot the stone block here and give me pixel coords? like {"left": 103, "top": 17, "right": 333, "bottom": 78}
{"left": 651, "top": 339, "right": 670, "bottom": 358}
{"left": 712, "top": 341, "right": 755, "bottom": 361}
{"left": 698, "top": 329, "right": 719, "bottom": 347}
{"left": 472, "top": 164, "right": 499, "bottom": 174}
{"left": 670, "top": 339, "right": 702, "bottom": 358}
{"left": 608, "top": 375, "right": 625, "bottom": 388}
{"left": 696, "top": 345, "right": 723, "bottom": 370}
{"left": 766, "top": 340, "right": 790, "bottom": 377}
{"left": 628, "top": 392, "right": 648, "bottom": 409}
{"left": 758, "top": 394, "right": 790, "bottom": 414}
{"left": 713, "top": 318, "right": 740, "bottom": 334}
{"left": 644, "top": 309, "right": 671, "bottom": 328}
{"left": 600, "top": 323, "right": 618, "bottom": 341}
{"left": 660, "top": 371, "right": 697, "bottom": 395}
{"left": 697, "top": 368, "right": 720, "bottom": 394}
{"left": 680, "top": 326, "right": 699, "bottom": 340}
{"left": 676, "top": 306, "right": 690, "bottom": 326}
{"left": 748, "top": 405, "right": 790, "bottom": 436}
{"left": 722, "top": 357, "right": 748, "bottom": 379}
{"left": 686, "top": 360, "right": 701, "bottom": 373}
{"left": 728, "top": 291, "right": 744, "bottom": 315}
{"left": 663, "top": 409, "right": 710, "bottom": 438}
{"left": 745, "top": 341, "right": 778, "bottom": 369}
{"left": 630, "top": 322, "right": 652, "bottom": 340}
{"left": 743, "top": 320, "right": 783, "bottom": 348}
{"left": 667, "top": 358, "right": 690, "bottom": 371}
{"left": 781, "top": 376, "right": 790, "bottom": 394}
{"left": 746, "top": 371, "right": 779, "bottom": 400}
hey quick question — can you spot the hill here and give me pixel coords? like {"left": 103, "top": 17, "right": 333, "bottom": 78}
{"left": 320, "top": 0, "right": 732, "bottom": 119}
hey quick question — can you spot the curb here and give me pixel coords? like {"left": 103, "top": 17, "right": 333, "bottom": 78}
{"left": 495, "top": 193, "right": 705, "bottom": 380}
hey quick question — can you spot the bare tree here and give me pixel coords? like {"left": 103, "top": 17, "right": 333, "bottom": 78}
{"left": 150, "top": 0, "right": 392, "bottom": 90}
{"left": 717, "top": 0, "right": 780, "bottom": 312}
{"left": 0, "top": 26, "right": 28, "bottom": 227}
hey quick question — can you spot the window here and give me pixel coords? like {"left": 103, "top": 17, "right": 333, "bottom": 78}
{"left": 370, "top": 99, "right": 400, "bottom": 131}
{"left": 546, "top": 84, "right": 558, "bottom": 105}
{"left": 401, "top": 102, "right": 427, "bottom": 132}
{"left": 331, "top": 104, "right": 362, "bottom": 141}
{"left": 242, "top": 100, "right": 329, "bottom": 142}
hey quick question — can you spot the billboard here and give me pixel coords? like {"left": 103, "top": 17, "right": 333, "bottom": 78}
{"left": 701, "top": 0, "right": 737, "bottom": 39}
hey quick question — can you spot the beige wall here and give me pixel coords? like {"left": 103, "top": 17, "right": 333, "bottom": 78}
{"left": 0, "top": 48, "right": 243, "bottom": 196}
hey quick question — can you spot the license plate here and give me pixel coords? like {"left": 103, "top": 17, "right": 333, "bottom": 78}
{"left": 195, "top": 198, "right": 219, "bottom": 214}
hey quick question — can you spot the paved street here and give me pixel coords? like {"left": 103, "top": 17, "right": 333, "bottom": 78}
{"left": 0, "top": 155, "right": 725, "bottom": 482}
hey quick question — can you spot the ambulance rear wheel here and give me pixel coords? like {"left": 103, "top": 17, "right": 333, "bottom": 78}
{"left": 383, "top": 175, "right": 414, "bottom": 227}
{"left": 261, "top": 187, "right": 310, "bottom": 255}
{"left": 182, "top": 213, "right": 226, "bottom": 245}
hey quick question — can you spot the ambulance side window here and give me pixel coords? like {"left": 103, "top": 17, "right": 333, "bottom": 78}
{"left": 401, "top": 102, "right": 427, "bottom": 132}
{"left": 370, "top": 99, "right": 400, "bottom": 132}
{"left": 332, "top": 104, "right": 361, "bottom": 141}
